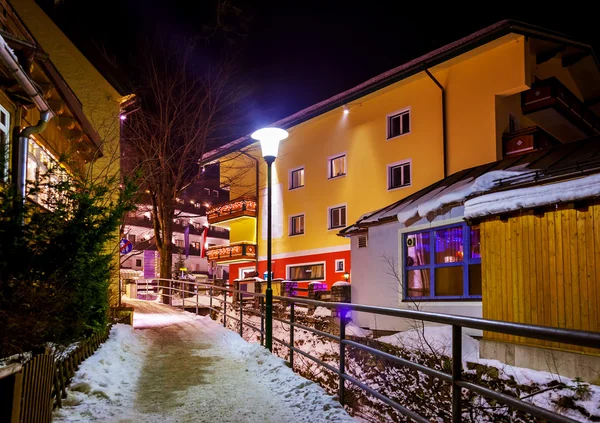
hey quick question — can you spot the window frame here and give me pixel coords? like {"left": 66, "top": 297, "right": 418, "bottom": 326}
{"left": 328, "top": 204, "right": 347, "bottom": 230}
{"left": 328, "top": 153, "right": 347, "bottom": 179}
{"left": 286, "top": 261, "right": 326, "bottom": 281}
{"left": 334, "top": 259, "right": 345, "bottom": 273}
{"left": 386, "top": 107, "right": 411, "bottom": 140}
{"left": 403, "top": 222, "right": 481, "bottom": 301}
{"left": 289, "top": 213, "right": 305, "bottom": 236}
{"left": 0, "top": 104, "right": 10, "bottom": 182}
{"left": 387, "top": 159, "right": 412, "bottom": 191}
{"left": 289, "top": 166, "right": 305, "bottom": 190}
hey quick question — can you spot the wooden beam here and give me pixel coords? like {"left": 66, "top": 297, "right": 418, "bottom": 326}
{"left": 536, "top": 45, "right": 566, "bottom": 64}
{"left": 58, "top": 116, "right": 75, "bottom": 130}
{"left": 562, "top": 51, "right": 590, "bottom": 67}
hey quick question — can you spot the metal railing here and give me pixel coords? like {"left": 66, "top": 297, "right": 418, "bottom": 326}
{"left": 135, "top": 278, "right": 600, "bottom": 423}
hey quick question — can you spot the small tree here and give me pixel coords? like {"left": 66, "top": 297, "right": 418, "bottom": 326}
{"left": 0, "top": 164, "right": 136, "bottom": 357}
{"left": 123, "top": 39, "right": 244, "bottom": 303}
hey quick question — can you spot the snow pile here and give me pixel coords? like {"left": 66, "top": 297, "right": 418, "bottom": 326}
{"left": 332, "top": 281, "right": 350, "bottom": 287}
{"left": 345, "top": 322, "right": 372, "bottom": 338}
{"left": 377, "top": 325, "right": 479, "bottom": 361}
{"left": 312, "top": 306, "right": 333, "bottom": 318}
{"left": 53, "top": 324, "right": 152, "bottom": 422}
{"left": 397, "top": 170, "right": 526, "bottom": 224}
{"left": 465, "top": 173, "right": 600, "bottom": 219}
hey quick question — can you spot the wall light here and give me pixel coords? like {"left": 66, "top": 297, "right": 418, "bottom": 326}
{"left": 343, "top": 106, "right": 350, "bottom": 115}
{"left": 343, "top": 272, "right": 350, "bottom": 282}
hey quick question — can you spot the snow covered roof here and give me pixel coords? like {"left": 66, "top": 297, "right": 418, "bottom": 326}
{"left": 200, "top": 21, "right": 596, "bottom": 165}
{"left": 340, "top": 137, "right": 600, "bottom": 235}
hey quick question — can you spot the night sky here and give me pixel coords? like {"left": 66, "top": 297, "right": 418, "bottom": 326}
{"left": 37, "top": 0, "right": 600, "bottom": 132}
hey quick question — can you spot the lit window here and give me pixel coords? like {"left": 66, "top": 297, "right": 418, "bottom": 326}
{"left": 290, "top": 214, "right": 305, "bottom": 236}
{"left": 387, "top": 109, "right": 410, "bottom": 139}
{"left": 175, "top": 239, "right": 184, "bottom": 247}
{"left": 404, "top": 223, "right": 481, "bottom": 300}
{"left": 388, "top": 161, "right": 411, "bottom": 190}
{"left": 290, "top": 167, "right": 305, "bottom": 190}
{"left": 329, "top": 154, "right": 346, "bottom": 178}
{"left": 0, "top": 105, "right": 9, "bottom": 182}
{"left": 26, "top": 138, "right": 69, "bottom": 207}
{"left": 329, "top": 205, "right": 346, "bottom": 229}
{"left": 288, "top": 263, "right": 324, "bottom": 281}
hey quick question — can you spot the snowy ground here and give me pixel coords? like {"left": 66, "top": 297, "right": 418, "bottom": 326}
{"left": 53, "top": 299, "right": 356, "bottom": 423}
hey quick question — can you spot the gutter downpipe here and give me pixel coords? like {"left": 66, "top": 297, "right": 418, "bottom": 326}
{"left": 0, "top": 35, "right": 55, "bottom": 201}
{"left": 424, "top": 68, "right": 448, "bottom": 178}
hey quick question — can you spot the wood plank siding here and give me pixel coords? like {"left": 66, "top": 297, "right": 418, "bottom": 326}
{"left": 481, "top": 201, "right": 600, "bottom": 355}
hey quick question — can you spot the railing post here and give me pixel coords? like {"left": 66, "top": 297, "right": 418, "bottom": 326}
{"left": 260, "top": 296, "right": 264, "bottom": 346}
{"left": 290, "top": 301, "right": 295, "bottom": 370}
{"left": 210, "top": 285, "right": 213, "bottom": 310}
{"left": 239, "top": 287, "right": 243, "bottom": 337}
{"left": 223, "top": 284, "right": 227, "bottom": 328}
{"left": 169, "top": 279, "right": 172, "bottom": 304}
{"left": 196, "top": 283, "right": 199, "bottom": 315}
{"left": 339, "top": 308, "right": 347, "bottom": 406}
{"left": 182, "top": 282, "right": 185, "bottom": 310}
{"left": 452, "top": 325, "right": 463, "bottom": 423}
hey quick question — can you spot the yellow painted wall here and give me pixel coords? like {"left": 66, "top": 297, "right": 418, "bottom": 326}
{"left": 230, "top": 219, "right": 256, "bottom": 244}
{"left": 12, "top": 0, "right": 126, "bottom": 306}
{"left": 222, "top": 36, "right": 536, "bottom": 258}
{"left": 480, "top": 204, "right": 600, "bottom": 355}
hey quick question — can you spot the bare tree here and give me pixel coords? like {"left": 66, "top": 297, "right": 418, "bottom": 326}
{"left": 123, "top": 39, "right": 243, "bottom": 303}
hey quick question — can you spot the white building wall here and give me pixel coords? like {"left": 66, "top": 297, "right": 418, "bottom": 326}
{"left": 351, "top": 207, "right": 482, "bottom": 334}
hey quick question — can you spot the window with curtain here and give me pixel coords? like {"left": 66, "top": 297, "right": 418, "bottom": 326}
{"left": 0, "top": 105, "right": 9, "bottom": 183}
{"left": 404, "top": 223, "right": 481, "bottom": 300}
{"left": 288, "top": 263, "right": 325, "bottom": 281}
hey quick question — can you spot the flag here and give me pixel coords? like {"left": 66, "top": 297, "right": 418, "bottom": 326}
{"left": 201, "top": 225, "right": 209, "bottom": 258}
{"left": 184, "top": 224, "right": 190, "bottom": 259}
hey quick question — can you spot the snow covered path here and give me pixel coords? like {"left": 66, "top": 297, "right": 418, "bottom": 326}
{"left": 53, "top": 299, "right": 355, "bottom": 423}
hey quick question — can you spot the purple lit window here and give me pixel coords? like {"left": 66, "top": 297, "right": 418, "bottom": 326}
{"left": 404, "top": 224, "right": 481, "bottom": 300}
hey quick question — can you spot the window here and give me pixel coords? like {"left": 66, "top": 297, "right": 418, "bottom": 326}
{"left": 175, "top": 239, "right": 184, "bottom": 247}
{"left": 335, "top": 259, "right": 345, "bottom": 272}
{"left": 26, "top": 138, "right": 68, "bottom": 206}
{"left": 288, "top": 263, "right": 325, "bottom": 281}
{"left": 404, "top": 223, "right": 481, "bottom": 300}
{"left": 387, "top": 109, "right": 410, "bottom": 139}
{"left": 0, "top": 105, "right": 9, "bottom": 182}
{"left": 128, "top": 234, "right": 136, "bottom": 244}
{"left": 358, "top": 235, "right": 368, "bottom": 248}
{"left": 290, "top": 214, "right": 305, "bottom": 236}
{"left": 329, "top": 205, "right": 346, "bottom": 229}
{"left": 290, "top": 167, "right": 305, "bottom": 190}
{"left": 329, "top": 154, "right": 346, "bottom": 178}
{"left": 204, "top": 188, "right": 211, "bottom": 196}
{"left": 388, "top": 161, "right": 411, "bottom": 190}
{"left": 212, "top": 190, "right": 219, "bottom": 197}
{"left": 135, "top": 259, "right": 142, "bottom": 267}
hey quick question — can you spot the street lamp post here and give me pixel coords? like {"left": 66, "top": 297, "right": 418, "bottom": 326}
{"left": 251, "top": 127, "right": 289, "bottom": 352}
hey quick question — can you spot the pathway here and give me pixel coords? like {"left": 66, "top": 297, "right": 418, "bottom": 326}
{"left": 53, "top": 299, "right": 355, "bottom": 423}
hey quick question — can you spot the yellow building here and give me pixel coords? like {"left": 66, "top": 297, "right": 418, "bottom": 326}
{"left": 1, "top": 0, "right": 133, "bottom": 305}
{"left": 201, "top": 21, "right": 600, "bottom": 293}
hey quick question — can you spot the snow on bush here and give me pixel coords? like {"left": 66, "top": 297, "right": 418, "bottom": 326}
{"left": 313, "top": 306, "right": 333, "bottom": 318}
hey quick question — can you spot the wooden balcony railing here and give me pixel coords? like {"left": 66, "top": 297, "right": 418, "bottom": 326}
{"left": 206, "top": 242, "right": 257, "bottom": 264}
{"left": 522, "top": 77, "right": 600, "bottom": 141}
{"left": 207, "top": 198, "right": 257, "bottom": 225}
{"left": 502, "top": 126, "right": 561, "bottom": 157}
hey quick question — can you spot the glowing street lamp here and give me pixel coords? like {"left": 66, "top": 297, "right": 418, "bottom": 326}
{"left": 251, "top": 127, "right": 289, "bottom": 351}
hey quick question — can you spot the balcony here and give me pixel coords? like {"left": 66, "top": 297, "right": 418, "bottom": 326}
{"left": 207, "top": 198, "right": 257, "bottom": 228}
{"left": 522, "top": 77, "right": 600, "bottom": 142}
{"left": 206, "top": 242, "right": 257, "bottom": 264}
{"left": 502, "top": 126, "right": 561, "bottom": 157}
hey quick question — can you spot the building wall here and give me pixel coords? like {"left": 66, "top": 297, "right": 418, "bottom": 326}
{"left": 12, "top": 0, "right": 127, "bottom": 306}
{"left": 223, "top": 36, "right": 529, "bottom": 263}
{"left": 480, "top": 203, "right": 600, "bottom": 355}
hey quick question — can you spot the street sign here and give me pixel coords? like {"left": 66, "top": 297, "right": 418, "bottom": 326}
{"left": 119, "top": 238, "right": 133, "bottom": 255}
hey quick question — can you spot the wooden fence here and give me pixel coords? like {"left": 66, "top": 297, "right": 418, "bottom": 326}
{"left": 1, "top": 325, "right": 112, "bottom": 423}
